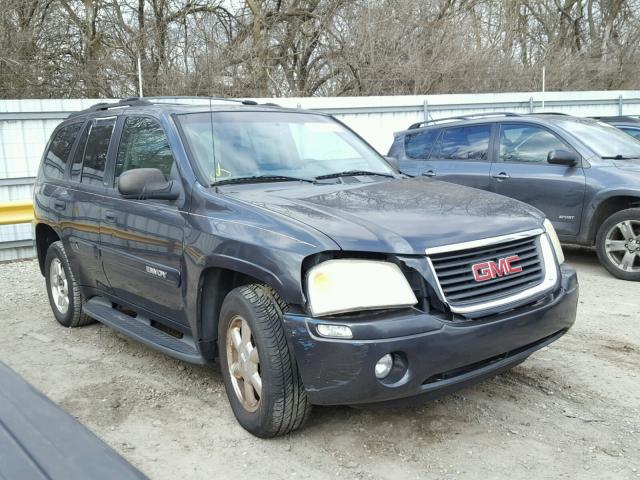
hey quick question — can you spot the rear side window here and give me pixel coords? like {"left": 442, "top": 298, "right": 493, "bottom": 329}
{"left": 435, "top": 125, "right": 492, "bottom": 161}
{"left": 115, "top": 116, "right": 175, "bottom": 183}
{"left": 80, "top": 118, "right": 116, "bottom": 186}
{"left": 404, "top": 129, "right": 439, "bottom": 159}
{"left": 500, "top": 124, "right": 567, "bottom": 163}
{"left": 43, "top": 123, "right": 82, "bottom": 180}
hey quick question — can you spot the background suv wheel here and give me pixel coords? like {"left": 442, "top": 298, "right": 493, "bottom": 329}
{"left": 596, "top": 208, "right": 640, "bottom": 281}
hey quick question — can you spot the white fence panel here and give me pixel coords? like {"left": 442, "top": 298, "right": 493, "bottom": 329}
{"left": 1, "top": 90, "right": 640, "bottom": 260}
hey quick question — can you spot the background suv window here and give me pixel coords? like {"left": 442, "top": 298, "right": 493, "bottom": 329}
{"left": 79, "top": 118, "right": 115, "bottom": 185}
{"left": 43, "top": 122, "right": 82, "bottom": 180}
{"left": 500, "top": 124, "right": 567, "bottom": 163}
{"left": 404, "top": 129, "right": 439, "bottom": 159}
{"left": 115, "top": 116, "right": 175, "bottom": 183}
{"left": 435, "top": 125, "right": 491, "bottom": 161}
{"left": 619, "top": 126, "right": 640, "bottom": 141}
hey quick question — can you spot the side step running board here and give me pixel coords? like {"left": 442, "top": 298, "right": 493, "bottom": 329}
{"left": 83, "top": 297, "right": 207, "bottom": 364}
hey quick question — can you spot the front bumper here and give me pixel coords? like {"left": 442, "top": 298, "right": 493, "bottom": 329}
{"left": 283, "top": 264, "right": 578, "bottom": 406}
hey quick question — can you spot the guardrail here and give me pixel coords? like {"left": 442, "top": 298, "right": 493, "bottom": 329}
{"left": 0, "top": 201, "right": 33, "bottom": 226}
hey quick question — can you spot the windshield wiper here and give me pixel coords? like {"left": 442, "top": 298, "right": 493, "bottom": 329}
{"left": 314, "top": 170, "right": 395, "bottom": 180}
{"left": 601, "top": 154, "right": 640, "bottom": 160}
{"left": 212, "top": 175, "right": 315, "bottom": 186}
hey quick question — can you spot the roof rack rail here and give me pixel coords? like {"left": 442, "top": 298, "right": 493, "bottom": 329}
{"left": 408, "top": 112, "right": 521, "bottom": 129}
{"left": 143, "top": 95, "right": 258, "bottom": 105}
{"left": 528, "top": 112, "right": 569, "bottom": 116}
{"left": 68, "top": 95, "right": 261, "bottom": 118}
{"left": 68, "top": 97, "right": 152, "bottom": 118}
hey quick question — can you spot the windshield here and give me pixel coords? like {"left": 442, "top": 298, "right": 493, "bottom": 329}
{"left": 556, "top": 118, "right": 640, "bottom": 158}
{"left": 177, "top": 111, "right": 393, "bottom": 184}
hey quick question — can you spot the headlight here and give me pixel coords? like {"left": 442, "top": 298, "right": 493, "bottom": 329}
{"left": 306, "top": 259, "right": 418, "bottom": 317}
{"left": 543, "top": 219, "right": 564, "bottom": 264}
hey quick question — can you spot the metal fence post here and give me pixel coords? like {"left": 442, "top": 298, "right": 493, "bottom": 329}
{"left": 529, "top": 97, "right": 534, "bottom": 113}
{"left": 423, "top": 99, "right": 429, "bottom": 121}
{"left": 619, "top": 95, "right": 623, "bottom": 116}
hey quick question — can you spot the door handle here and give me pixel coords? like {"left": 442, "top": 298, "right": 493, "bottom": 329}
{"left": 53, "top": 199, "right": 66, "bottom": 210}
{"left": 104, "top": 211, "right": 117, "bottom": 223}
{"left": 422, "top": 170, "right": 436, "bottom": 177}
{"left": 492, "top": 172, "right": 511, "bottom": 180}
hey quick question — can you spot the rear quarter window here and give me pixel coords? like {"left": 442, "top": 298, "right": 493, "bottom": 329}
{"left": 404, "top": 129, "right": 439, "bottom": 159}
{"left": 42, "top": 123, "right": 82, "bottom": 180}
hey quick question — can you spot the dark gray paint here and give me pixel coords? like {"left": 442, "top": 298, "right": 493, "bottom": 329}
{"left": 33, "top": 104, "right": 578, "bottom": 406}
{"left": 0, "top": 362, "right": 147, "bottom": 480}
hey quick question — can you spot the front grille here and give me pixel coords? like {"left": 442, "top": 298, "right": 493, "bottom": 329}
{"left": 429, "top": 235, "right": 544, "bottom": 308}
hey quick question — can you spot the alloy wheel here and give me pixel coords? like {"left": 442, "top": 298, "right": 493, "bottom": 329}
{"left": 226, "top": 315, "right": 261, "bottom": 412}
{"left": 605, "top": 220, "right": 640, "bottom": 273}
{"left": 49, "top": 257, "right": 69, "bottom": 314}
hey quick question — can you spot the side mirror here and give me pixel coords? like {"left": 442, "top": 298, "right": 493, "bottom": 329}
{"left": 384, "top": 155, "right": 400, "bottom": 172}
{"left": 118, "top": 168, "right": 179, "bottom": 200}
{"left": 548, "top": 149, "right": 579, "bottom": 167}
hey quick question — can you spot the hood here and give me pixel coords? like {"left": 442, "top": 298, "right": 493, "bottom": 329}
{"left": 613, "top": 159, "right": 640, "bottom": 171}
{"left": 223, "top": 178, "right": 545, "bottom": 255}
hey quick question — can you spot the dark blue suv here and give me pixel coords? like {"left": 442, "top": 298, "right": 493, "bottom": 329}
{"left": 389, "top": 113, "right": 640, "bottom": 281}
{"left": 34, "top": 99, "right": 578, "bottom": 437}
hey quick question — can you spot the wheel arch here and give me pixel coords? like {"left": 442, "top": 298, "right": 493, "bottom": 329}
{"left": 587, "top": 195, "right": 640, "bottom": 244}
{"left": 195, "top": 260, "right": 303, "bottom": 358}
{"left": 35, "top": 223, "right": 61, "bottom": 275}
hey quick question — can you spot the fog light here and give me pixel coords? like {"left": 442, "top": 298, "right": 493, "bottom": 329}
{"left": 317, "top": 324, "right": 352, "bottom": 338}
{"left": 375, "top": 354, "right": 393, "bottom": 379}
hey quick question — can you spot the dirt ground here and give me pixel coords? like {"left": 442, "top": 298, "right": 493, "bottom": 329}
{"left": 0, "top": 249, "right": 638, "bottom": 480}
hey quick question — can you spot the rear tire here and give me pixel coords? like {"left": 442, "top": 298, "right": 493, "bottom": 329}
{"left": 596, "top": 208, "right": 640, "bottom": 281}
{"left": 44, "top": 241, "right": 94, "bottom": 327}
{"left": 218, "top": 284, "right": 311, "bottom": 437}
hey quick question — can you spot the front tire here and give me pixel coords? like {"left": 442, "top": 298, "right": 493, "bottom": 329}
{"left": 44, "top": 241, "right": 94, "bottom": 327}
{"left": 596, "top": 208, "right": 640, "bottom": 281}
{"left": 218, "top": 284, "right": 311, "bottom": 437}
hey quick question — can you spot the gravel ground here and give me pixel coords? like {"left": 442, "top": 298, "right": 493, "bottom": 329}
{"left": 0, "top": 250, "right": 639, "bottom": 480}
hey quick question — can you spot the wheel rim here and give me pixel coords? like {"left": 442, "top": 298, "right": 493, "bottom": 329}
{"left": 49, "top": 257, "right": 69, "bottom": 314}
{"left": 226, "top": 315, "right": 261, "bottom": 412}
{"left": 605, "top": 219, "right": 640, "bottom": 273}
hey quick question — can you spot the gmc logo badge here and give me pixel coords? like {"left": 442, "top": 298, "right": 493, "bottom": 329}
{"left": 472, "top": 255, "right": 523, "bottom": 282}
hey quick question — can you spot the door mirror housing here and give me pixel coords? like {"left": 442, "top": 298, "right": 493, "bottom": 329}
{"left": 547, "top": 149, "right": 579, "bottom": 167}
{"left": 118, "top": 168, "right": 179, "bottom": 200}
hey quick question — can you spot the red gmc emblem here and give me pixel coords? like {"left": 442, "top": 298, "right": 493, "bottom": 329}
{"left": 472, "top": 255, "right": 523, "bottom": 282}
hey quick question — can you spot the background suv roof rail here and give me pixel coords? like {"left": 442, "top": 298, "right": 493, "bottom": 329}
{"left": 528, "top": 112, "right": 570, "bottom": 116}
{"left": 408, "top": 112, "right": 520, "bottom": 129}
{"left": 590, "top": 115, "right": 640, "bottom": 123}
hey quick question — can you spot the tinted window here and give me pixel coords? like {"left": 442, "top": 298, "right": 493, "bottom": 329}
{"left": 115, "top": 116, "right": 175, "bottom": 183}
{"left": 43, "top": 123, "right": 82, "bottom": 180}
{"left": 404, "top": 129, "right": 439, "bottom": 159}
{"left": 70, "top": 122, "right": 90, "bottom": 181}
{"left": 436, "top": 125, "right": 491, "bottom": 161}
{"left": 387, "top": 135, "right": 403, "bottom": 158}
{"left": 620, "top": 127, "right": 640, "bottom": 141}
{"left": 80, "top": 118, "right": 115, "bottom": 185}
{"left": 500, "top": 124, "right": 567, "bottom": 163}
